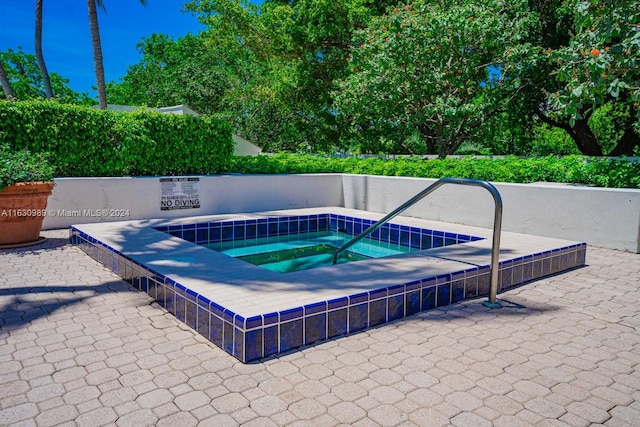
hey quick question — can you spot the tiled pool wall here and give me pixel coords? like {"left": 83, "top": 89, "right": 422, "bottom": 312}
{"left": 153, "top": 213, "right": 484, "bottom": 250}
{"left": 70, "top": 214, "right": 587, "bottom": 363}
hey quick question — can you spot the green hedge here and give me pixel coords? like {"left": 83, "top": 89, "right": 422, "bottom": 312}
{"left": 0, "top": 100, "right": 234, "bottom": 176}
{"left": 228, "top": 154, "right": 640, "bottom": 188}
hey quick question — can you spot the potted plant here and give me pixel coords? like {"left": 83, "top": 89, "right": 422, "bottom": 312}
{"left": 0, "top": 143, "right": 55, "bottom": 247}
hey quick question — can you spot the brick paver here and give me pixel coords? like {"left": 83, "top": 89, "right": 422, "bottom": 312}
{"left": 1, "top": 229, "right": 639, "bottom": 426}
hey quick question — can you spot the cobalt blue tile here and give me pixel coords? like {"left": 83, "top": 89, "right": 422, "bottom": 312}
{"left": 233, "top": 329, "right": 244, "bottom": 361}
{"left": 197, "top": 306, "right": 209, "bottom": 337}
{"left": 353, "top": 222, "right": 363, "bottom": 235}
{"left": 311, "top": 218, "right": 320, "bottom": 232}
{"left": 389, "top": 228, "right": 399, "bottom": 245}
{"left": 234, "top": 314, "right": 246, "bottom": 328}
{"left": 155, "top": 284, "right": 167, "bottom": 308}
{"left": 410, "top": 232, "right": 421, "bottom": 248}
{"left": 210, "top": 302, "right": 224, "bottom": 318}
{"left": 405, "top": 280, "right": 421, "bottom": 292}
{"left": 186, "top": 300, "right": 197, "bottom": 329}
{"left": 369, "top": 288, "right": 387, "bottom": 301}
{"left": 233, "top": 223, "right": 245, "bottom": 240}
{"left": 388, "top": 294, "right": 404, "bottom": 321}
{"left": 349, "top": 293, "right": 368, "bottom": 305}
{"left": 223, "top": 321, "right": 234, "bottom": 354}
{"left": 500, "top": 268, "right": 513, "bottom": 290}
{"left": 244, "top": 329, "right": 263, "bottom": 362}
{"left": 406, "top": 290, "right": 421, "bottom": 316}
{"left": 465, "top": 275, "right": 479, "bottom": 298}
{"left": 278, "top": 221, "right": 289, "bottom": 235}
{"left": 185, "top": 288, "right": 197, "bottom": 303}
{"left": 299, "top": 219, "right": 309, "bottom": 233}
{"left": 196, "top": 228, "right": 209, "bottom": 243}
{"left": 368, "top": 299, "right": 386, "bottom": 327}
{"left": 183, "top": 223, "right": 196, "bottom": 230}
{"left": 304, "top": 301, "right": 327, "bottom": 315}
{"left": 388, "top": 284, "right": 405, "bottom": 295}
{"left": 348, "top": 303, "right": 368, "bottom": 333}
{"left": 328, "top": 308, "right": 347, "bottom": 337}
{"left": 288, "top": 220, "right": 299, "bottom": 234}
{"left": 437, "top": 283, "right": 451, "bottom": 307}
{"left": 246, "top": 316, "right": 262, "bottom": 329}
{"left": 263, "top": 325, "right": 279, "bottom": 357}
{"left": 210, "top": 226, "right": 221, "bottom": 242}
{"left": 209, "top": 314, "right": 224, "bottom": 347}
{"left": 164, "top": 286, "right": 176, "bottom": 313}
{"left": 221, "top": 225, "right": 233, "bottom": 241}
{"left": 344, "top": 222, "right": 354, "bottom": 235}
{"left": 263, "top": 312, "right": 279, "bottom": 325}
{"left": 280, "top": 319, "right": 303, "bottom": 352}
{"left": 280, "top": 307, "right": 303, "bottom": 322}
{"left": 422, "top": 286, "right": 436, "bottom": 310}
{"left": 421, "top": 233, "right": 432, "bottom": 249}
{"left": 223, "top": 309, "right": 235, "bottom": 323}
{"left": 370, "top": 228, "right": 380, "bottom": 240}
{"left": 140, "top": 276, "right": 149, "bottom": 293}
{"left": 512, "top": 262, "right": 524, "bottom": 286}
{"left": 183, "top": 229, "right": 196, "bottom": 242}
{"left": 328, "top": 297, "right": 348, "bottom": 310}
{"left": 268, "top": 222, "right": 279, "bottom": 237}
{"left": 245, "top": 223, "right": 257, "bottom": 239}
{"left": 399, "top": 230, "right": 410, "bottom": 246}
{"left": 477, "top": 271, "right": 491, "bottom": 296}
{"left": 257, "top": 222, "right": 268, "bottom": 237}
{"left": 305, "top": 313, "right": 327, "bottom": 344}
{"left": 379, "top": 226, "right": 390, "bottom": 243}
{"left": 175, "top": 295, "right": 186, "bottom": 322}
{"left": 451, "top": 281, "right": 465, "bottom": 303}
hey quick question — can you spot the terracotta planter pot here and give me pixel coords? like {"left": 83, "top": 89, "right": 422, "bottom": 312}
{"left": 0, "top": 182, "right": 54, "bottom": 246}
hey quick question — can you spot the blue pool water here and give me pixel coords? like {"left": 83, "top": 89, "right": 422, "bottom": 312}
{"left": 206, "top": 231, "right": 417, "bottom": 273}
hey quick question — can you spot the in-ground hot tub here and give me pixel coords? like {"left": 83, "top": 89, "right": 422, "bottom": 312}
{"left": 71, "top": 207, "right": 586, "bottom": 362}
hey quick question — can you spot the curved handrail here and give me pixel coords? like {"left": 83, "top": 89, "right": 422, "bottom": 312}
{"left": 332, "top": 177, "right": 503, "bottom": 307}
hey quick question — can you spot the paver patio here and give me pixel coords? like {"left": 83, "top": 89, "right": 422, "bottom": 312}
{"left": 1, "top": 229, "right": 639, "bottom": 426}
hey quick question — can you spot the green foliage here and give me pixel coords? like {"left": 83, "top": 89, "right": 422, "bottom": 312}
{"left": 229, "top": 153, "right": 640, "bottom": 188}
{"left": 531, "top": 123, "right": 580, "bottom": 156}
{"left": 335, "top": 0, "right": 535, "bottom": 157}
{"left": 0, "top": 47, "right": 94, "bottom": 105}
{"left": 0, "top": 143, "right": 55, "bottom": 190}
{"left": 551, "top": 0, "right": 640, "bottom": 131}
{"left": 0, "top": 100, "right": 234, "bottom": 177}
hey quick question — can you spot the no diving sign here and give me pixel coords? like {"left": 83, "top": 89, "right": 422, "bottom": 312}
{"left": 160, "top": 177, "right": 201, "bottom": 211}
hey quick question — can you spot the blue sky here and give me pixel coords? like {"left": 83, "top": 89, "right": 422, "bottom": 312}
{"left": 0, "top": 0, "right": 205, "bottom": 96}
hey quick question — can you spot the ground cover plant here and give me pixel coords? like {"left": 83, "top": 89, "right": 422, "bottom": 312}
{"left": 228, "top": 153, "right": 640, "bottom": 189}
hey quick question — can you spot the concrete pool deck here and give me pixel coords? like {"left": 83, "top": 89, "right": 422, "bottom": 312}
{"left": 69, "top": 208, "right": 586, "bottom": 362}
{"left": 1, "top": 229, "right": 639, "bottom": 426}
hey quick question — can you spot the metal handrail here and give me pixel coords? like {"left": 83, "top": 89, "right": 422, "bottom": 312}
{"left": 332, "top": 177, "right": 503, "bottom": 308}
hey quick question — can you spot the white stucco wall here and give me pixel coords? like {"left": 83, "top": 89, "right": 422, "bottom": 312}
{"left": 43, "top": 174, "right": 344, "bottom": 230}
{"left": 43, "top": 174, "right": 640, "bottom": 253}
{"left": 341, "top": 174, "right": 640, "bottom": 253}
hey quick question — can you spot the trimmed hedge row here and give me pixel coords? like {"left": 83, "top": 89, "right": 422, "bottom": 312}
{"left": 228, "top": 153, "right": 640, "bottom": 188}
{"left": 0, "top": 100, "right": 234, "bottom": 176}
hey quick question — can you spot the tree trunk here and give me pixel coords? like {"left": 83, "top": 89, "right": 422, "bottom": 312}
{"left": 87, "top": 0, "right": 107, "bottom": 109}
{"left": 0, "top": 59, "right": 15, "bottom": 100}
{"left": 35, "top": 0, "right": 54, "bottom": 99}
{"left": 536, "top": 109, "right": 603, "bottom": 155}
{"left": 610, "top": 128, "right": 640, "bottom": 156}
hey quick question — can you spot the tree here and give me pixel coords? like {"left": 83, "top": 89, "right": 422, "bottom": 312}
{"left": 0, "top": 59, "right": 15, "bottom": 100}
{"left": 500, "top": 0, "right": 640, "bottom": 156}
{"left": 550, "top": 0, "right": 639, "bottom": 155}
{"left": 184, "top": 0, "right": 399, "bottom": 151}
{"left": 88, "top": 0, "right": 148, "bottom": 109}
{"left": 335, "top": 0, "right": 534, "bottom": 157}
{"left": 0, "top": 48, "right": 93, "bottom": 104}
{"left": 35, "top": 0, "right": 53, "bottom": 99}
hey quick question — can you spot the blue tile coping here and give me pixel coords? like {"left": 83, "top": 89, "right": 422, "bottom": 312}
{"left": 70, "top": 210, "right": 586, "bottom": 363}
